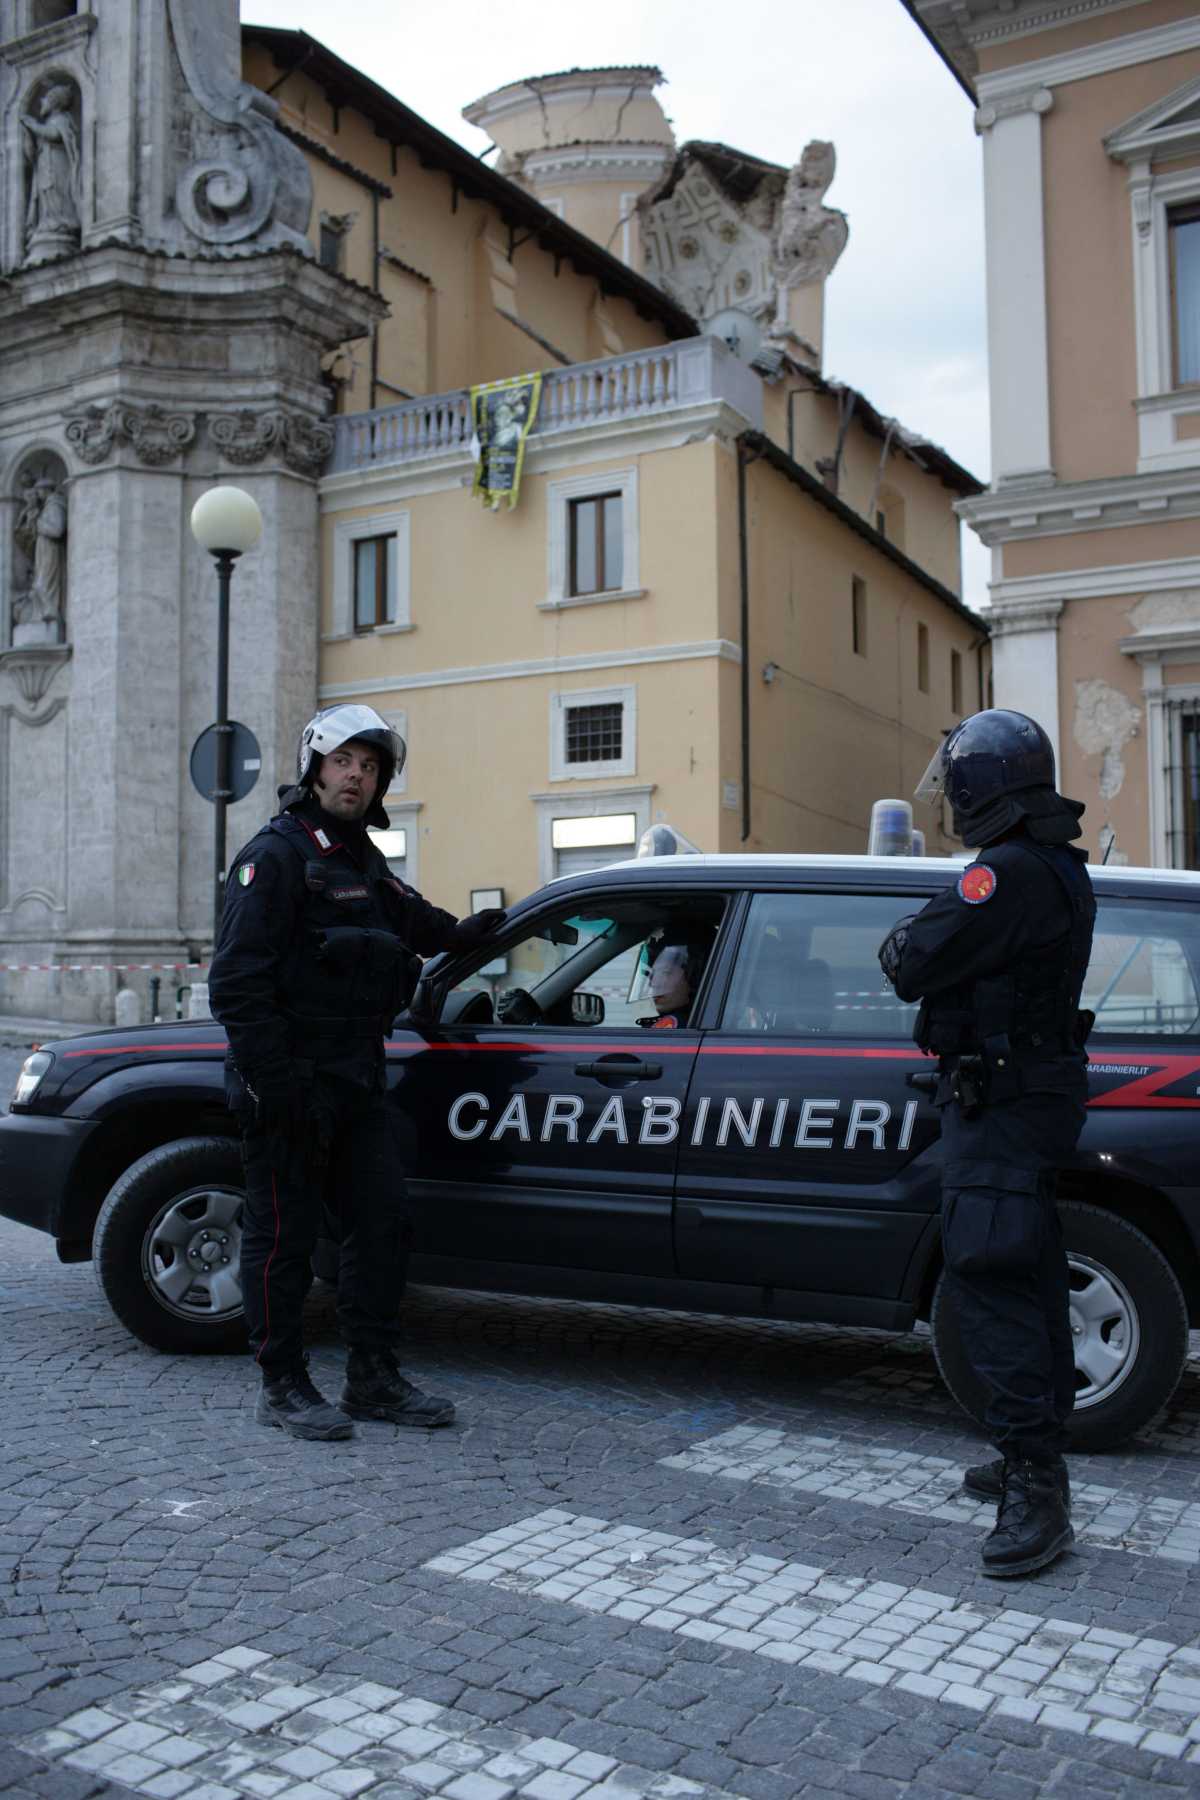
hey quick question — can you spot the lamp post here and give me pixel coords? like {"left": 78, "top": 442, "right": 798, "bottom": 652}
{"left": 189, "top": 485, "right": 263, "bottom": 939}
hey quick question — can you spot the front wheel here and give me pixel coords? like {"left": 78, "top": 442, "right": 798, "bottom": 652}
{"left": 930, "top": 1200, "right": 1189, "bottom": 1452}
{"left": 93, "top": 1137, "right": 248, "bottom": 1354}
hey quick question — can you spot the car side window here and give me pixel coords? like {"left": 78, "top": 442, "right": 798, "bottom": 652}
{"left": 444, "top": 897, "right": 726, "bottom": 1029}
{"left": 721, "top": 891, "right": 920, "bottom": 1039}
{"left": 1084, "top": 900, "right": 1200, "bottom": 1036}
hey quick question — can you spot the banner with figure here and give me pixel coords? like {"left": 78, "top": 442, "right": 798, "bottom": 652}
{"left": 470, "top": 372, "right": 542, "bottom": 510}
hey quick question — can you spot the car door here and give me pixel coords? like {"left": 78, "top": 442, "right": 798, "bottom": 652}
{"left": 673, "top": 884, "right": 943, "bottom": 1301}
{"left": 395, "top": 890, "right": 727, "bottom": 1277}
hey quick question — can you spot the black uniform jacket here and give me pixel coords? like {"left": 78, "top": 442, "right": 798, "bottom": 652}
{"left": 209, "top": 800, "right": 461, "bottom": 1084}
{"left": 890, "top": 840, "right": 1087, "bottom": 1012}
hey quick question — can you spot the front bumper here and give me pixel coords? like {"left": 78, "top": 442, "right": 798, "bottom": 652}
{"left": 0, "top": 1111, "right": 99, "bottom": 1239}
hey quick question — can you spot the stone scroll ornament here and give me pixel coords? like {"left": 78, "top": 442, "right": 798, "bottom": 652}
{"left": 64, "top": 404, "right": 196, "bottom": 467}
{"left": 166, "top": 0, "right": 311, "bottom": 254}
{"left": 208, "top": 411, "right": 334, "bottom": 474}
{"left": 20, "top": 78, "right": 81, "bottom": 265}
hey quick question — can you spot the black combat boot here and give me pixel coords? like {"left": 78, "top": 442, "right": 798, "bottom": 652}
{"left": 256, "top": 1358, "right": 354, "bottom": 1441}
{"left": 963, "top": 1454, "right": 1070, "bottom": 1505}
{"left": 981, "top": 1459, "right": 1074, "bottom": 1578}
{"left": 341, "top": 1347, "right": 456, "bottom": 1428}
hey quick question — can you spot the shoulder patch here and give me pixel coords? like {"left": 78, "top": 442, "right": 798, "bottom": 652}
{"left": 652, "top": 1013, "right": 680, "bottom": 1029}
{"left": 958, "top": 863, "right": 997, "bottom": 905}
{"left": 237, "top": 864, "right": 255, "bottom": 888}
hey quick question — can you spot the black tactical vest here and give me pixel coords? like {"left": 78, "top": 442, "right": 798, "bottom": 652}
{"left": 268, "top": 814, "right": 421, "bottom": 1052}
{"left": 917, "top": 843, "right": 1095, "bottom": 1067}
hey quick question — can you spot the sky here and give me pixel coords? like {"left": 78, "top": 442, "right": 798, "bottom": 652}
{"left": 245, "top": 0, "right": 991, "bottom": 607}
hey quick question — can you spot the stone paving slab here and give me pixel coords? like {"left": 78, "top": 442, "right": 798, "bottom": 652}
{"left": 425, "top": 1507, "right": 1200, "bottom": 1760}
{"left": 663, "top": 1426, "right": 1200, "bottom": 1562}
{"left": 21, "top": 1648, "right": 754, "bottom": 1800}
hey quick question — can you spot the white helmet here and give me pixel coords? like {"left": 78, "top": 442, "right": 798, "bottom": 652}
{"left": 291, "top": 704, "right": 406, "bottom": 828}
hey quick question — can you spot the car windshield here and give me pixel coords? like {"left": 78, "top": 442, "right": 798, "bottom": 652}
{"left": 1084, "top": 899, "right": 1200, "bottom": 1036}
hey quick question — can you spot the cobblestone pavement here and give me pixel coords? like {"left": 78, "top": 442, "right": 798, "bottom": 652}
{"left": 3, "top": 1041, "right": 1200, "bottom": 1797}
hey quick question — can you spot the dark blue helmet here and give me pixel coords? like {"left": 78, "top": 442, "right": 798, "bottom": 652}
{"left": 915, "top": 710, "right": 1079, "bottom": 848}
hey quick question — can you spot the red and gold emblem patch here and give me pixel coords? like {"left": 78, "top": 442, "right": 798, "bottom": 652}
{"left": 958, "top": 863, "right": 997, "bottom": 905}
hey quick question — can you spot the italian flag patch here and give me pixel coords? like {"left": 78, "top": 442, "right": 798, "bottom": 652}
{"left": 238, "top": 864, "right": 256, "bottom": 887}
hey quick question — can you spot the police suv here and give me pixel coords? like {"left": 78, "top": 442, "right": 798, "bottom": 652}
{"left": 3, "top": 853, "right": 1198, "bottom": 1452}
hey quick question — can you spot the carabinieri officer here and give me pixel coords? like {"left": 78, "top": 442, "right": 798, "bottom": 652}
{"left": 878, "top": 709, "right": 1095, "bottom": 1578}
{"left": 210, "top": 704, "right": 503, "bottom": 1441}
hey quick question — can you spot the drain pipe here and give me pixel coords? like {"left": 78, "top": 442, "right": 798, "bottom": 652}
{"left": 736, "top": 437, "right": 761, "bottom": 844}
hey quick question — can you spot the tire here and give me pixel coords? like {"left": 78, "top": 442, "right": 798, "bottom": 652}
{"left": 930, "top": 1200, "right": 1189, "bottom": 1452}
{"left": 93, "top": 1137, "right": 248, "bottom": 1354}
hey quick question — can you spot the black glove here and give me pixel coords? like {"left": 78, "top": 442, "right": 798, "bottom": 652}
{"left": 495, "top": 987, "right": 541, "bottom": 1025}
{"left": 452, "top": 907, "right": 507, "bottom": 949}
{"left": 878, "top": 915, "right": 916, "bottom": 988}
{"left": 244, "top": 1060, "right": 310, "bottom": 1137}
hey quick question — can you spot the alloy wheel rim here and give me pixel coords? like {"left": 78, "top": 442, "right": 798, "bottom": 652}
{"left": 141, "top": 1185, "right": 244, "bottom": 1322}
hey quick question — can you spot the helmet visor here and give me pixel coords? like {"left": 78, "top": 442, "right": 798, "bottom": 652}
{"left": 914, "top": 742, "right": 948, "bottom": 807}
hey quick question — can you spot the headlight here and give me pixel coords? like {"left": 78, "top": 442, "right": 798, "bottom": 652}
{"left": 12, "top": 1050, "right": 53, "bottom": 1109}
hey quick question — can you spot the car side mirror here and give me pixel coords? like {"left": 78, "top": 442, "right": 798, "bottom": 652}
{"left": 571, "top": 990, "right": 605, "bottom": 1026}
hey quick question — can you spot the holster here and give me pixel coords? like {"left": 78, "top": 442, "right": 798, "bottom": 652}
{"left": 950, "top": 1054, "right": 988, "bottom": 1119}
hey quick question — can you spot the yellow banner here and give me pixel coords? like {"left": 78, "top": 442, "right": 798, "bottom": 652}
{"left": 470, "top": 372, "right": 542, "bottom": 510}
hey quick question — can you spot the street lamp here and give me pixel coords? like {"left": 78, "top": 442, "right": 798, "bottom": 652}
{"left": 190, "top": 485, "right": 263, "bottom": 939}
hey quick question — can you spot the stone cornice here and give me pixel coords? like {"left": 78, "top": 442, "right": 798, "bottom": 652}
{"left": 0, "top": 11, "right": 96, "bottom": 67}
{"left": 520, "top": 144, "right": 672, "bottom": 187}
{"left": 975, "top": 11, "right": 1200, "bottom": 101}
{"left": 958, "top": 467, "right": 1200, "bottom": 544}
{"left": 1119, "top": 626, "right": 1200, "bottom": 664}
{"left": 0, "top": 245, "right": 385, "bottom": 359}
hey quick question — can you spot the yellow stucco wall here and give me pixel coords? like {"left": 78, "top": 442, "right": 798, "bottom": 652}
{"left": 738, "top": 455, "right": 984, "bottom": 857}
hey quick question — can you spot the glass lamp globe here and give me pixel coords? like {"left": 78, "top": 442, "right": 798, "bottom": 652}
{"left": 190, "top": 486, "right": 263, "bottom": 556}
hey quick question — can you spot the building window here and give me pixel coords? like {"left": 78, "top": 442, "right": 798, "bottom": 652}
{"left": 569, "top": 493, "right": 623, "bottom": 597}
{"left": 331, "top": 510, "right": 411, "bottom": 638}
{"left": 875, "top": 510, "right": 887, "bottom": 539}
{"left": 544, "top": 468, "right": 640, "bottom": 610}
{"left": 353, "top": 534, "right": 398, "bottom": 631}
{"left": 367, "top": 826, "right": 407, "bottom": 878}
{"left": 917, "top": 623, "right": 930, "bottom": 694}
{"left": 550, "top": 685, "right": 636, "bottom": 780}
{"left": 566, "top": 701, "right": 623, "bottom": 766}
{"left": 851, "top": 576, "right": 867, "bottom": 657}
{"left": 1170, "top": 203, "right": 1200, "bottom": 388}
{"left": 318, "top": 210, "right": 354, "bottom": 273}
{"left": 951, "top": 648, "right": 963, "bottom": 713}
{"left": 1164, "top": 698, "right": 1200, "bottom": 869}
{"left": 551, "top": 812, "right": 638, "bottom": 878}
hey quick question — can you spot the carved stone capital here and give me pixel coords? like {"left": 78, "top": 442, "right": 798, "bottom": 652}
{"left": 64, "top": 402, "right": 122, "bottom": 465}
{"left": 987, "top": 597, "right": 1064, "bottom": 640}
{"left": 975, "top": 87, "right": 1054, "bottom": 133}
{"left": 125, "top": 405, "right": 196, "bottom": 466}
{"left": 63, "top": 403, "right": 196, "bottom": 467}
{"left": 0, "top": 644, "right": 71, "bottom": 708}
{"left": 208, "top": 410, "right": 287, "bottom": 466}
{"left": 280, "top": 414, "right": 335, "bottom": 476}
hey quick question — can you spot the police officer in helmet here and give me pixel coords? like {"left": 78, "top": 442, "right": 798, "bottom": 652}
{"left": 878, "top": 709, "right": 1095, "bottom": 1578}
{"left": 209, "top": 704, "right": 504, "bottom": 1441}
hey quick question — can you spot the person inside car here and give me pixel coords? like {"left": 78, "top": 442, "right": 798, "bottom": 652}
{"left": 639, "top": 933, "right": 708, "bottom": 1029}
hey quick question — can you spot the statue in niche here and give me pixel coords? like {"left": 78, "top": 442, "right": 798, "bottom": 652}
{"left": 21, "top": 80, "right": 81, "bottom": 264}
{"left": 13, "top": 465, "right": 68, "bottom": 646}
{"left": 773, "top": 140, "right": 848, "bottom": 300}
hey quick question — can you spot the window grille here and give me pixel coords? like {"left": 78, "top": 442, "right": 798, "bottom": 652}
{"left": 1164, "top": 697, "right": 1200, "bottom": 869}
{"left": 565, "top": 702, "right": 623, "bottom": 766}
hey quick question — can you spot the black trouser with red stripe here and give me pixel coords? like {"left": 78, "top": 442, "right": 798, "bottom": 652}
{"left": 236, "top": 1075, "right": 412, "bottom": 1379}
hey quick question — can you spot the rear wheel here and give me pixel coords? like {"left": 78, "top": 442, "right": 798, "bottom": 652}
{"left": 93, "top": 1137, "right": 247, "bottom": 1354}
{"left": 931, "top": 1200, "right": 1189, "bottom": 1452}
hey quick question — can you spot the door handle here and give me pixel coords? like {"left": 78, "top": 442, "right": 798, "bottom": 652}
{"left": 574, "top": 1057, "right": 662, "bottom": 1082}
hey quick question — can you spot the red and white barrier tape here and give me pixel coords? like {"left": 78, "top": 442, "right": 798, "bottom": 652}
{"left": 0, "top": 962, "right": 208, "bottom": 974}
